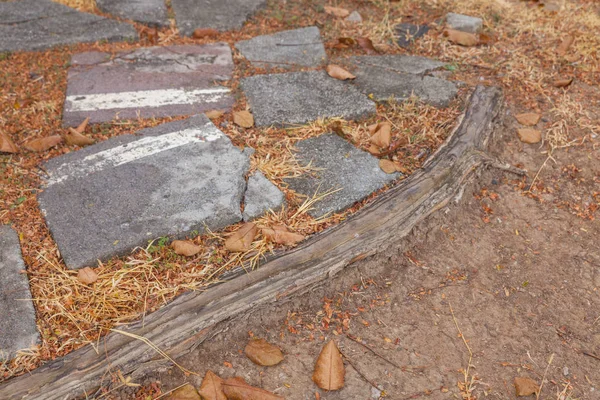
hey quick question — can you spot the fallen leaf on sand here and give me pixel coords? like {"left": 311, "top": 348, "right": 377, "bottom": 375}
{"left": 517, "top": 128, "right": 542, "bottom": 144}
{"left": 262, "top": 224, "right": 305, "bottom": 246}
{"left": 514, "top": 377, "right": 538, "bottom": 396}
{"left": 225, "top": 222, "right": 258, "bottom": 252}
{"left": 553, "top": 77, "right": 573, "bottom": 88}
{"left": 233, "top": 110, "right": 254, "bottom": 128}
{"left": 77, "top": 267, "right": 98, "bottom": 285}
{"left": 23, "top": 135, "right": 63, "bottom": 152}
{"left": 557, "top": 35, "right": 574, "bottom": 56}
{"left": 326, "top": 64, "right": 355, "bottom": 80}
{"left": 356, "top": 37, "right": 378, "bottom": 54}
{"left": 171, "top": 240, "right": 202, "bottom": 257}
{"left": 192, "top": 28, "right": 219, "bottom": 38}
{"left": 222, "top": 377, "right": 283, "bottom": 400}
{"left": 205, "top": 110, "right": 224, "bottom": 119}
{"left": 245, "top": 338, "right": 284, "bottom": 366}
{"left": 379, "top": 159, "right": 397, "bottom": 174}
{"left": 65, "top": 128, "right": 94, "bottom": 146}
{"left": 324, "top": 6, "right": 350, "bottom": 18}
{"left": 313, "top": 340, "right": 345, "bottom": 390}
{"left": 166, "top": 383, "right": 201, "bottom": 400}
{"left": 515, "top": 113, "right": 541, "bottom": 126}
{"left": 0, "top": 132, "right": 19, "bottom": 153}
{"left": 198, "top": 371, "right": 227, "bottom": 400}
{"left": 371, "top": 122, "right": 391, "bottom": 148}
{"left": 444, "top": 29, "right": 479, "bottom": 46}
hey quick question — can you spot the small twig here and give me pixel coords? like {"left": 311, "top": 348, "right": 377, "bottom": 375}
{"left": 536, "top": 353, "right": 554, "bottom": 400}
{"left": 154, "top": 383, "right": 189, "bottom": 399}
{"left": 346, "top": 333, "right": 402, "bottom": 369}
{"left": 525, "top": 155, "right": 550, "bottom": 193}
{"left": 582, "top": 351, "right": 600, "bottom": 361}
{"left": 339, "top": 350, "right": 380, "bottom": 390}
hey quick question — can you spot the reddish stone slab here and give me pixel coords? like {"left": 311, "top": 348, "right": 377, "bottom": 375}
{"left": 63, "top": 44, "right": 234, "bottom": 127}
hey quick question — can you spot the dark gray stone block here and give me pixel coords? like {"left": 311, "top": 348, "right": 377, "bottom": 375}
{"left": 243, "top": 171, "right": 285, "bottom": 221}
{"left": 96, "top": 0, "right": 169, "bottom": 27}
{"left": 351, "top": 55, "right": 444, "bottom": 75}
{"left": 446, "top": 13, "right": 483, "bottom": 33}
{"left": 235, "top": 26, "right": 326, "bottom": 68}
{"left": 241, "top": 71, "right": 376, "bottom": 127}
{"left": 394, "top": 23, "right": 430, "bottom": 48}
{"left": 0, "top": 0, "right": 138, "bottom": 52}
{"left": 38, "top": 115, "right": 250, "bottom": 270}
{"left": 63, "top": 44, "right": 234, "bottom": 127}
{"left": 0, "top": 225, "right": 40, "bottom": 361}
{"left": 172, "top": 0, "right": 266, "bottom": 36}
{"left": 285, "top": 134, "right": 399, "bottom": 218}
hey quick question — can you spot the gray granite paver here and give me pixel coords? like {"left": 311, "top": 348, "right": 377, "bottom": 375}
{"left": 0, "top": 0, "right": 138, "bottom": 52}
{"left": 285, "top": 134, "right": 399, "bottom": 218}
{"left": 62, "top": 44, "right": 234, "bottom": 127}
{"left": 243, "top": 172, "right": 285, "bottom": 221}
{"left": 96, "top": 0, "right": 169, "bottom": 27}
{"left": 38, "top": 115, "right": 250, "bottom": 270}
{"left": 0, "top": 226, "right": 40, "bottom": 361}
{"left": 446, "top": 13, "right": 483, "bottom": 33}
{"left": 172, "top": 0, "right": 266, "bottom": 36}
{"left": 241, "top": 71, "right": 376, "bottom": 127}
{"left": 235, "top": 26, "right": 326, "bottom": 68}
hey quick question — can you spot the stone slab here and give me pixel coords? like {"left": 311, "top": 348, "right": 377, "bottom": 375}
{"left": 241, "top": 71, "right": 376, "bottom": 127}
{"left": 243, "top": 171, "right": 285, "bottom": 221}
{"left": 395, "top": 23, "right": 430, "bottom": 48}
{"left": 62, "top": 44, "right": 234, "bottom": 127}
{"left": 235, "top": 26, "right": 326, "bottom": 69}
{"left": 172, "top": 0, "right": 266, "bottom": 36}
{"left": 446, "top": 13, "right": 483, "bottom": 33}
{"left": 0, "top": 0, "right": 138, "bottom": 53}
{"left": 38, "top": 115, "right": 250, "bottom": 270}
{"left": 96, "top": 0, "right": 169, "bottom": 27}
{"left": 349, "top": 56, "right": 457, "bottom": 107}
{"left": 0, "top": 225, "right": 40, "bottom": 361}
{"left": 285, "top": 134, "right": 399, "bottom": 218}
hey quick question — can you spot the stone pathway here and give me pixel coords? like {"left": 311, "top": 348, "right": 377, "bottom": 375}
{"left": 96, "top": 0, "right": 169, "bottom": 28}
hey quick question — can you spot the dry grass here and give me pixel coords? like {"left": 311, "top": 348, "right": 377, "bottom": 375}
{"left": 53, "top": 0, "right": 97, "bottom": 13}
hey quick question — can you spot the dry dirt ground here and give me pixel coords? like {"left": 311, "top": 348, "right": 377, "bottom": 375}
{"left": 119, "top": 118, "right": 599, "bottom": 399}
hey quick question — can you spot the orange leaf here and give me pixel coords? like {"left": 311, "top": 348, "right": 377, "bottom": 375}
{"left": 552, "top": 77, "right": 573, "bottom": 88}
{"left": 171, "top": 240, "right": 202, "bottom": 257}
{"left": 379, "top": 159, "right": 397, "bottom": 174}
{"left": 225, "top": 223, "right": 258, "bottom": 252}
{"left": 65, "top": 128, "right": 94, "bottom": 146}
{"left": 166, "top": 383, "right": 201, "bottom": 399}
{"left": 77, "top": 267, "right": 98, "bottom": 285}
{"left": 205, "top": 110, "right": 225, "bottom": 119}
{"left": 557, "top": 35, "right": 574, "bottom": 56}
{"left": 514, "top": 377, "right": 539, "bottom": 396}
{"left": 326, "top": 64, "right": 356, "bottom": 81}
{"left": 312, "top": 340, "right": 345, "bottom": 390}
{"left": 517, "top": 128, "right": 542, "bottom": 144}
{"left": 244, "top": 338, "right": 284, "bottom": 366}
{"left": 323, "top": 6, "right": 350, "bottom": 18}
{"left": 198, "top": 371, "right": 227, "bottom": 400}
{"left": 74, "top": 117, "right": 89, "bottom": 134}
{"left": 370, "top": 122, "right": 391, "bottom": 148}
{"left": 222, "top": 377, "right": 283, "bottom": 400}
{"left": 445, "top": 29, "right": 479, "bottom": 46}
{"left": 356, "top": 37, "right": 378, "bottom": 54}
{"left": 261, "top": 224, "right": 305, "bottom": 246}
{"left": 515, "top": 113, "right": 541, "bottom": 126}
{"left": 233, "top": 110, "right": 254, "bottom": 128}
{"left": 192, "top": 28, "right": 219, "bottom": 39}
{"left": 0, "top": 132, "right": 19, "bottom": 153}
{"left": 23, "top": 135, "right": 63, "bottom": 152}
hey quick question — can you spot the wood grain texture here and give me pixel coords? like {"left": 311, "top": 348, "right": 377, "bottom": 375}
{"left": 0, "top": 85, "right": 504, "bottom": 399}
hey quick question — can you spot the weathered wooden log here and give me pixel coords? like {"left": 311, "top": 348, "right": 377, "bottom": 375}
{"left": 0, "top": 85, "right": 506, "bottom": 399}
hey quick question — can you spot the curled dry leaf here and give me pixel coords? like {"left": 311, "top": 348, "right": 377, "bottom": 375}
{"left": 338, "top": 37, "right": 356, "bottom": 46}
{"left": 356, "top": 37, "right": 378, "bottom": 54}
{"left": 225, "top": 222, "right": 258, "bottom": 252}
{"left": 323, "top": 6, "right": 350, "bottom": 18}
{"left": 245, "top": 338, "right": 284, "bottom": 366}
{"left": 171, "top": 240, "right": 202, "bottom": 257}
{"left": 205, "top": 109, "right": 224, "bottom": 119}
{"left": 444, "top": 29, "right": 479, "bottom": 47}
{"left": 326, "top": 64, "right": 356, "bottom": 81}
{"left": 370, "top": 122, "right": 391, "bottom": 148}
{"left": 0, "top": 132, "right": 19, "bottom": 153}
{"left": 379, "top": 159, "right": 397, "bottom": 174}
{"left": 262, "top": 224, "right": 305, "bottom": 246}
{"left": 514, "top": 377, "right": 538, "bottom": 397}
{"left": 556, "top": 35, "right": 574, "bottom": 56}
{"left": 199, "top": 370, "right": 227, "bottom": 400}
{"left": 367, "top": 144, "right": 380, "bottom": 155}
{"left": 65, "top": 128, "right": 94, "bottom": 146}
{"left": 313, "top": 340, "right": 345, "bottom": 391}
{"left": 165, "top": 383, "right": 201, "bottom": 400}
{"left": 553, "top": 77, "right": 573, "bottom": 88}
{"left": 74, "top": 117, "right": 89, "bottom": 134}
{"left": 222, "top": 377, "right": 283, "bottom": 400}
{"left": 517, "top": 128, "right": 542, "bottom": 144}
{"left": 233, "top": 110, "right": 254, "bottom": 128}
{"left": 515, "top": 113, "right": 541, "bottom": 126}
{"left": 77, "top": 267, "right": 98, "bottom": 285}
{"left": 24, "top": 135, "right": 63, "bottom": 152}
{"left": 192, "top": 28, "right": 219, "bottom": 38}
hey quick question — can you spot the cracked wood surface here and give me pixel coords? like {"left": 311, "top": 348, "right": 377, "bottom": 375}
{"left": 0, "top": 85, "right": 504, "bottom": 400}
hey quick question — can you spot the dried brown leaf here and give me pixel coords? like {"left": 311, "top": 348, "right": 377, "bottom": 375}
{"left": 557, "top": 35, "right": 574, "bottom": 56}
{"left": 77, "top": 267, "right": 98, "bottom": 285}
{"left": 262, "top": 224, "right": 305, "bottom": 246}
{"left": 326, "top": 64, "right": 355, "bottom": 81}
{"left": 367, "top": 144, "right": 380, "bottom": 155}
{"left": 553, "top": 77, "right": 573, "bottom": 88}
{"left": 222, "top": 377, "right": 283, "bottom": 400}
{"left": 198, "top": 371, "right": 227, "bottom": 400}
{"left": 225, "top": 222, "right": 258, "bottom": 252}
{"left": 23, "top": 135, "right": 63, "bottom": 152}
{"left": 192, "top": 28, "right": 219, "bottom": 38}
{"left": 166, "top": 383, "right": 201, "bottom": 400}
{"left": 324, "top": 6, "right": 350, "bottom": 18}
{"left": 313, "top": 340, "right": 345, "bottom": 390}
{"left": 514, "top": 377, "right": 538, "bottom": 397}
{"left": 379, "top": 159, "right": 397, "bottom": 174}
{"left": 205, "top": 110, "right": 224, "bottom": 119}
{"left": 0, "top": 132, "right": 19, "bottom": 153}
{"left": 445, "top": 29, "right": 479, "bottom": 46}
{"left": 65, "top": 128, "right": 94, "bottom": 146}
{"left": 337, "top": 37, "right": 356, "bottom": 46}
{"left": 515, "top": 113, "right": 541, "bottom": 126}
{"left": 356, "top": 37, "right": 378, "bottom": 54}
{"left": 371, "top": 122, "right": 391, "bottom": 148}
{"left": 244, "top": 338, "right": 284, "bottom": 366}
{"left": 233, "top": 110, "right": 254, "bottom": 128}
{"left": 517, "top": 128, "right": 542, "bottom": 144}
{"left": 74, "top": 117, "right": 89, "bottom": 134}
{"left": 171, "top": 240, "right": 202, "bottom": 257}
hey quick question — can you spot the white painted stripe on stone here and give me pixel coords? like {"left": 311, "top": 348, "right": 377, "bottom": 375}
{"left": 48, "top": 122, "right": 225, "bottom": 186}
{"left": 65, "top": 87, "right": 231, "bottom": 112}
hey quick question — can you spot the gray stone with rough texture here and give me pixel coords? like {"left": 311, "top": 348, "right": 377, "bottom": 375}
{"left": 0, "top": 0, "right": 138, "bottom": 52}
{"left": 63, "top": 44, "right": 234, "bottom": 127}
{"left": 172, "top": 0, "right": 266, "bottom": 36}
{"left": 38, "top": 115, "right": 250, "bottom": 270}
{"left": 395, "top": 23, "right": 430, "bottom": 48}
{"left": 241, "top": 71, "right": 376, "bottom": 127}
{"left": 349, "top": 55, "right": 457, "bottom": 107}
{"left": 235, "top": 26, "right": 326, "bottom": 68}
{"left": 0, "top": 225, "right": 40, "bottom": 361}
{"left": 96, "top": 0, "right": 169, "bottom": 27}
{"left": 346, "top": 11, "right": 362, "bottom": 22}
{"left": 285, "top": 134, "right": 399, "bottom": 218}
{"left": 446, "top": 13, "right": 483, "bottom": 33}
{"left": 243, "top": 171, "right": 285, "bottom": 221}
